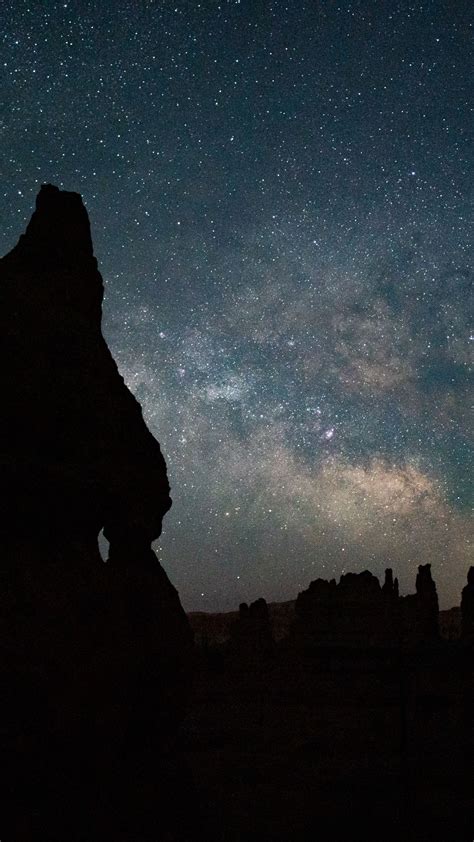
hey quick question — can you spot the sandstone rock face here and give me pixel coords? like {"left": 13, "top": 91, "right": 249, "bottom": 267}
{"left": 0, "top": 185, "right": 193, "bottom": 840}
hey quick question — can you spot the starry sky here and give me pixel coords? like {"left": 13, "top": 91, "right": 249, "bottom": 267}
{"left": 1, "top": 0, "right": 472, "bottom": 610}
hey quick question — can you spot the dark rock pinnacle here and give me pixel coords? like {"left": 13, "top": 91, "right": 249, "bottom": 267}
{"left": 0, "top": 183, "right": 172, "bottom": 549}
{"left": 0, "top": 185, "right": 194, "bottom": 840}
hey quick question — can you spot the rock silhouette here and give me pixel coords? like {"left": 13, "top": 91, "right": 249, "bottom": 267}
{"left": 186, "top": 565, "right": 473, "bottom": 841}
{"left": 400, "top": 562, "right": 439, "bottom": 644}
{"left": 0, "top": 185, "right": 193, "bottom": 840}
{"left": 291, "top": 568, "right": 401, "bottom": 647}
{"left": 461, "top": 566, "right": 474, "bottom": 641}
{"left": 0, "top": 184, "right": 172, "bottom": 547}
{"left": 229, "top": 598, "right": 274, "bottom": 664}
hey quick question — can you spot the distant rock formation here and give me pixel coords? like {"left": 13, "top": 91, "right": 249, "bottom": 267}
{"left": 461, "top": 566, "right": 474, "bottom": 641}
{"left": 0, "top": 185, "right": 193, "bottom": 840}
{"left": 400, "top": 563, "right": 439, "bottom": 644}
{"left": 439, "top": 606, "right": 462, "bottom": 640}
{"left": 229, "top": 598, "right": 274, "bottom": 663}
{"left": 291, "top": 568, "right": 401, "bottom": 648}
{"left": 288, "top": 564, "right": 443, "bottom": 649}
{"left": 382, "top": 566, "right": 399, "bottom": 598}
{"left": 184, "top": 577, "right": 472, "bottom": 842}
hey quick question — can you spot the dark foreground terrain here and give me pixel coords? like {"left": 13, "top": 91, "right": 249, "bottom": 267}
{"left": 182, "top": 574, "right": 473, "bottom": 841}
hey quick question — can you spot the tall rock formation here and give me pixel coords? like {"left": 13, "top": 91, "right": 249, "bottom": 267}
{"left": 0, "top": 184, "right": 171, "bottom": 547}
{"left": 415, "top": 562, "right": 439, "bottom": 638}
{"left": 461, "top": 566, "right": 474, "bottom": 641}
{"left": 0, "top": 185, "right": 193, "bottom": 840}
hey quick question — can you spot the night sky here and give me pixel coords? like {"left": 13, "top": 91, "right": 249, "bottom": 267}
{"left": 1, "top": 1, "right": 472, "bottom": 610}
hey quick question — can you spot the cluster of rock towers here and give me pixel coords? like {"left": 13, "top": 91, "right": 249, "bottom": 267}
{"left": 229, "top": 564, "right": 474, "bottom": 654}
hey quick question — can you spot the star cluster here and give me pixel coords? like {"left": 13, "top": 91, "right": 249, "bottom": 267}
{"left": 1, "top": 1, "right": 471, "bottom": 609}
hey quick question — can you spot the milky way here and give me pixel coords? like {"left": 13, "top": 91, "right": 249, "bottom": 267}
{"left": 1, "top": 1, "right": 472, "bottom": 609}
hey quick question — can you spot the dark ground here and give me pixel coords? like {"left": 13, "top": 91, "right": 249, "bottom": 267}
{"left": 180, "top": 638, "right": 472, "bottom": 841}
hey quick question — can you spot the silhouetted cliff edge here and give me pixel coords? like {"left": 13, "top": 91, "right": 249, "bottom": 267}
{"left": 0, "top": 185, "right": 193, "bottom": 840}
{"left": 0, "top": 184, "right": 172, "bottom": 545}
